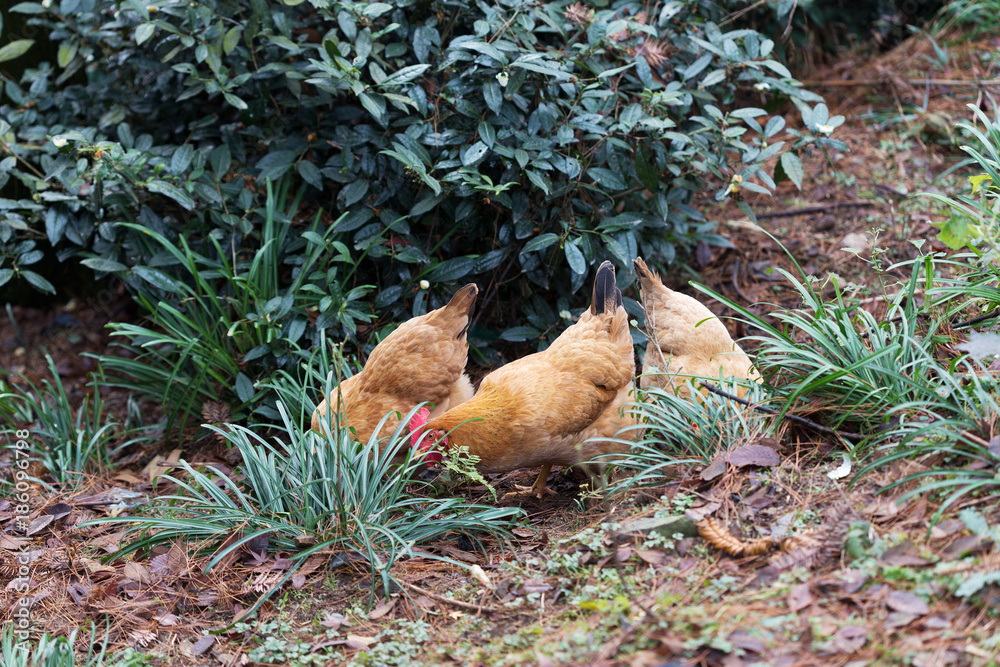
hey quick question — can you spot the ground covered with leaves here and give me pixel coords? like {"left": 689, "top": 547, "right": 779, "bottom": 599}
{"left": 3, "top": 25, "right": 1000, "bottom": 667}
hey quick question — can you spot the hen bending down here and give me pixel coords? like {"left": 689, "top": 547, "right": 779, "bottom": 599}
{"left": 633, "top": 257, "right": 757, "bottom": 397}
{"left": 413, "top": 261, "right": 636, "bottom": 498}
{"left": 311, "top": 284, "right": 477, "bottom": 450}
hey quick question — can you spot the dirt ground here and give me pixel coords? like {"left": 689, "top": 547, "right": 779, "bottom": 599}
{"left": 2, "top": 27, "right": 1000, "bottom": 667}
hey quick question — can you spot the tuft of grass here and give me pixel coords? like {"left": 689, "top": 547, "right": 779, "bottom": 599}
{"left": 0, "top": 621, "right": 146, "bottom": 667}
{"left": 693, "top": 248, "right": 942, "bottom": 448}
{"left": 84, "top": 386, "right": 522, "bottom": 618}
{"left": 608, "top": 379, "right": 772, "bottom": 494}
{"left": 921, "top": 104, "right": 1000, "bottom": 323}
{"left": 859, "top": 355, "right": 1000, "bottom": 523}
{"left": 619, "top": 218, "right": 1000, "bottom": 517}
{"left": 0, "top": 356, "right": 152, "bottom": 488}
{"left": 95, "top": 177, "right": 374, "bottom": 436}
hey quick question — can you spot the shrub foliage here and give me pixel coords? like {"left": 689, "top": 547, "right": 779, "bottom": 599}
{"left": 0, "top": 0, "right": 837, "bottom": 407}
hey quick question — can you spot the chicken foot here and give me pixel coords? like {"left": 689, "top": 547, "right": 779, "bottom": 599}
{"left": 507, "top": 464, "right": 557, "bottom": 499}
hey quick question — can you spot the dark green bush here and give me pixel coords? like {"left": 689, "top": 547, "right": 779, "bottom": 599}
{"left": 0, "top": 0, "right": 839, "bottom": 426}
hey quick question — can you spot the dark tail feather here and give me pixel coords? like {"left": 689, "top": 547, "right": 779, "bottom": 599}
{"left": 591, "top": 261, "right": 621, "bottom": 315}
{"left": 448, "top": 283, "right": 478, "bottom": 338}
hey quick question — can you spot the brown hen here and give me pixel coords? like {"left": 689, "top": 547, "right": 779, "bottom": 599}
{"left": 415, "top": 261, "right": 636, "bottom": 498}
{"left": 633, "top": 257, "right": 757, "bottom": 397}
{"left": 311, "top": 284, "right": 477, "bottom": 448}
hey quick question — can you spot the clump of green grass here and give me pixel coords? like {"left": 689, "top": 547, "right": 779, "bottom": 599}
{"left": 608, "top": 379, "right": 772, "bottom": 494}
{"left": 0, "top": 355, "right": 152, "bottom": 488}
{"left": 0, "top": 620, "right": 146, "bottom": 667}
{"left": 86, "top": 383, "right": 522, "bottom": 618}
{"left": 619, "top": 206, "right": 1000, "bottom": 519}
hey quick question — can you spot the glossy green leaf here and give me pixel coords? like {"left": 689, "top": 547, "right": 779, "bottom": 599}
{"left": 0, "top": 40, "right": 34, "bottom": 63}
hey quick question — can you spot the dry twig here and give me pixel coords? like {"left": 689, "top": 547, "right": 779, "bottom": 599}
{"left": 699, "top": 382, "right": 865, "bottom": 442}
{"left": 399, "top": 580, "right": 499, "bottom": 615}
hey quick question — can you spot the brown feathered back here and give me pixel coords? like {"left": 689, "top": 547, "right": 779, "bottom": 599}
{"left": 311, "top": 283, "right": 477, "bottom": 444}
{"left": 422, "top": 261, "right": 635, "bottom": 478}
{"left": 633, "top": 257, "right": 757, "bottom": 397}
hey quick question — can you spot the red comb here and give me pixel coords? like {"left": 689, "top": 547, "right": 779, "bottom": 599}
{"left": 408, "top": 407, "right": 442, "bottom": 465}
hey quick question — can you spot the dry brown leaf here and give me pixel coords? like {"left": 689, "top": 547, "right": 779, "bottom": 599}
{"left": 522, "top": 579, "right": 553, "bottom": 594}
{"left": 636, "top": 549, "right": 666, "bottom": 566}
{"left": 213, "top": 532, "right": 244, "bottom": 571}
{"left": 699, "top": 453, "right": 728, "bottom": 481}
{"left": 142, "top": 448, "right": 183, "bottom": 481}
{"left": 883, "top": 611, "right": 918, "bottom": 629}
{"left": 0, "top": 535, "right": 29, "bottom": 550}
{"left": 233, "top": 606, "right": 249, "bottom": 624}
{"left": 368, "top": 599, "right": 397, "bottom": 620}
{"left": 831, "top": 626, "right": 867, "bottom": 653}
{"left": 67, "top": 582, "right": 91, "bottom": 606}
{"left": 294, "top": 533, "right": 316, "bottom": 548}
{"left": 192, "top": 636, "right": 215, "bottom": 656}
{"left": 441, "top": 545, "right": 480, "bottom": 563}
{"left": 727, "top": 444, "right": 781, "bottom": 469}
{"left": 154, "top": 611, "right": 178, "bottom": 626}
{"left": 123, "top": 561, "right": 151, "bottom": 584}
{"left": 345, "top": 635, "right": 379, "bottom": 650}
{"left": 113, "top": 471, "right": 143, "bottom": 485}
{"left": 414, "top": 596, "right": 437, "bottom": 611}
{"left": 770, "top": 545, "right": 821, "bottom": 572}
{"left": 728, "top": 630, "right": 765, "bottom": 654}
{"left": 886, "top": 590, "right": 929, "bottom": 615}
{"left": 864, "top": 498, "right": 899, "bottom": 520}
{"left": 78, "top": 556, "right": 115, "bottom": 576}
{"left": 46, "top": 503, "right": 72, "bottom": 520}
{"left": 26, "top": 515, "right": 54, "bottom": 536}
{"left": 787, "top": 583, "right": 814, "bottom": 612}
{"left": 322, "top": 612, "right": 347, "bottom": 630}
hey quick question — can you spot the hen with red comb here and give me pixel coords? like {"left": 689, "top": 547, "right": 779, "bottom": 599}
{"left": 311, "top": 284, "right": 478, "bottom": 458}
{"left": 408, "top": 407, "right": 442, "bottom": 465}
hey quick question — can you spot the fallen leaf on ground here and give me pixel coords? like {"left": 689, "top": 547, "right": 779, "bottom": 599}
{"left": 345, "top": 635, "right": 378, "bottom": 650}
{"left": 728, "top": 631, "right": 765, "bottom": 654}
{"left": 831, "top": 626, "right": 867, "bottom": 653}
{"left": 368, "top": 599, "right": 396, "bottom": 620}
{"left": 26, "top": 515, "right": 54, "bottom": 536}
{"left": 123, "top": 561, "right": 151, "bottom": 584}
{"left": 699, "top": 454, "right": 727, "bottom": 481}
{"left": 0, "top": 535, "right": 29, "bottom": 550}
{"left": 636, "top": 549, "right": 665, "bottom": 566}
{"left": 788, "top": 583, "right": 814, "bottom": 612}
{"left": 884, "top": 612, "right": 918, "bottom": 629}
{"left": 727, "top": 444, "right": 781, "bottom": 469}
{"left": 886, "top": 590, "right": 929, "bottom": 615}
{"left": 192, "top": 636, "right": 215, "bottom": 656}
{"left": 321, "top": 612, "right": 347, "bottom": 631}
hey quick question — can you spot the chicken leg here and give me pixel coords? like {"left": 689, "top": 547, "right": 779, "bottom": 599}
{"left": 507, "top": 464, "right": 557, "bottom": 499}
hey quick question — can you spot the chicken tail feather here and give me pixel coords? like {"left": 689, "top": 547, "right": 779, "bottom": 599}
{"left": 632, "top": 257, "right": 663, "bottom": 291}
{"left": 591, "top": 261, "right": 621, "bottom": 315}
{"left": 446, "top": 283, "right": 478, "bottom": 338}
